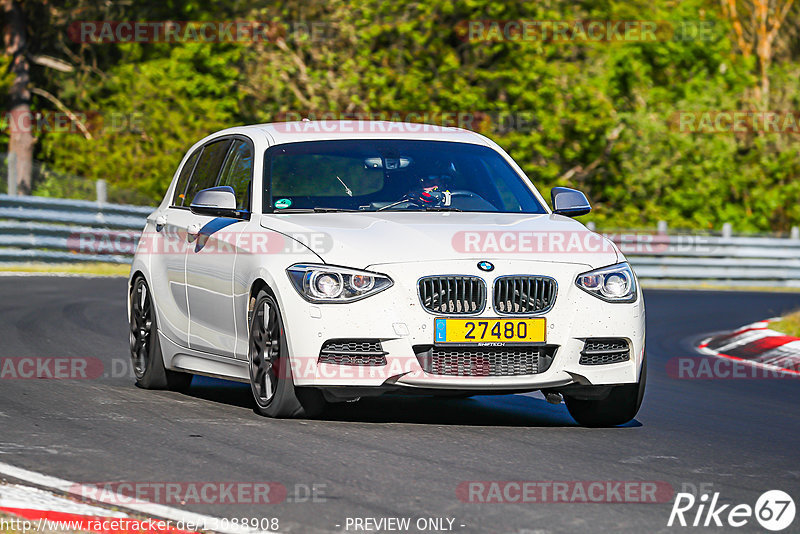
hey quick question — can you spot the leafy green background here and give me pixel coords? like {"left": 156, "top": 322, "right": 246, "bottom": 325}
{"left": 4, "top": 0, "right": 800, "bottom": 232}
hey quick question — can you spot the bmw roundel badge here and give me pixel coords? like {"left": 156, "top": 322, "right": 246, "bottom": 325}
{"left": 477, "top": 261, "right": 494, "bottom": 272}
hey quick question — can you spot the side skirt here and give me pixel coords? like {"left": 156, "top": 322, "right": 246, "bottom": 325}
{"left": 158, "top": 331, "right": 249, "bottom": 382}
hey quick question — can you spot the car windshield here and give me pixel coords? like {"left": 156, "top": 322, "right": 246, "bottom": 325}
{"left": 264, "top": 140, "right": 547, "bottom": 214}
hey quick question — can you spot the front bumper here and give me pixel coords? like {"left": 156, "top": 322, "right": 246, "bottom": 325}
{"left": 277, "top": 259, "right": 645, "bottom": 391}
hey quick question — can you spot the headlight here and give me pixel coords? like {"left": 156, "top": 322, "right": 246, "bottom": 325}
{"left": 309, "top": 271, "right": 343, "bottom": 299}
{"left": 576, "top": 262, "right": 637, "bottom": 302}
{"left": 286, "top": 264, "right": 393, "bottom": 303}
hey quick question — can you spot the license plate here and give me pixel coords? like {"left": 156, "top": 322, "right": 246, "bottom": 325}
{"left": 434, "top": 318, "right": 546, "bottom": 345}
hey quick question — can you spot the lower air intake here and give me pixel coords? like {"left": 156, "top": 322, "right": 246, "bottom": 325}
{"left": 579, "top": 338, "right": 630, "bottom": 365}
{"left": 415, "top": 345, "right": 557, "bottom": 377}
{"left": 319, "top": 339, "right": 387, "bottom": 366}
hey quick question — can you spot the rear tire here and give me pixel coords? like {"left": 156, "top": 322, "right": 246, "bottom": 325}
{"left": 248, "top": 289, "right": 325, "bottom": 418}
{"left": 564, "top": 354, "right": 646, "bottom": 427}
{"left": 130, "top": 277, "right": 193, "bottom": 392}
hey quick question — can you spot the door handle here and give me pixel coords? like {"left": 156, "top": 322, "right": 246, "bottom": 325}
{"left": 187, "top": 224, "right": 200, "bottom": 241}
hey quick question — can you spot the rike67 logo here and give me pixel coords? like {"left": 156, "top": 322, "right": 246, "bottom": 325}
{"left": 668, "top": 490, "right": 795, "bottom": 531}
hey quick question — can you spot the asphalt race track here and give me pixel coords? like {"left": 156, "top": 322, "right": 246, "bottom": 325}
{"left": 0, "top": 276, "right": 798, "bottom": 533}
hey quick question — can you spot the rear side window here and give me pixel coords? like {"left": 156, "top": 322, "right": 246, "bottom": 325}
{"left": 217, "top": 139, "right": 254, "bottom": 211}
{"left": 171, "top": 148, "right": 201, "bottom": 207}
{"left": 183, "top": 138, "right": 232, "bottom": 206}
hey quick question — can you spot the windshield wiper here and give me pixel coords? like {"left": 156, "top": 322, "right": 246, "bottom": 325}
{"left": 376, "top": 199, "right": 410, "bottom": 212}
{"left": 276, "top": 207, "right": 359, "bottom": 213}
{"left": 281, "top": 206, "right": 462, "bottom": 213}
{"left": 313, "top": 207, "right": 358, "bottom": 212}
{"left": 374, "top": 203, "right": 463, "bottom": 212}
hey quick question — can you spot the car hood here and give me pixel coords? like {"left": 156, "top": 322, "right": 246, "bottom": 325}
{"left": 259, "top": 212, "right": 619, "bottom": 269}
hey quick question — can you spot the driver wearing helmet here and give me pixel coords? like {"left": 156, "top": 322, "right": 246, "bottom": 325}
{"left": 406, "top": 161, "right": 457, "bottom": 206}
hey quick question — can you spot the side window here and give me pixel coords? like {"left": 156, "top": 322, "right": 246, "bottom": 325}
{"left": 171, "top": 148, "right": 200, "bottom": 207}
{"left": 183, "top": 138, "right": 232, "bottom": 207}
{"left": 217, "top": 139, "right": 254, "bottom": 211}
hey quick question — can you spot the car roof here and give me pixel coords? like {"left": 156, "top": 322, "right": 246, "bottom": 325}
{"left": 211, "top": 121, "right": 493, "bottom": 147}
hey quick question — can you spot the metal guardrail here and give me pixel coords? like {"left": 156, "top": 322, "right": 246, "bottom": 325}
{"left": 612, "top": 234, "right": 800, "bottom": 287}
{"left": 0, "top": 194, "right": 151, "bottom": 227}
{"left": 0, "top": 194, "right": 151, "bottom": 264}
{"left": 0, "top": 193, "right": 799, "bottom": 287}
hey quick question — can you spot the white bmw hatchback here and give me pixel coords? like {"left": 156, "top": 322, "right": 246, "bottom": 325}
{"left": 129, "top": 121, "right": 645, "bottom": 426}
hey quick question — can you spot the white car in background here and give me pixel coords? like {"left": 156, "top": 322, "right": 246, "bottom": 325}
{"left": 128, "top": 121, "right": 646, "bottom": 426}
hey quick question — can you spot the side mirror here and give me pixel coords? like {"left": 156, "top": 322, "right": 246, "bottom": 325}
{"left": 551, "top": 187, "right": 591, "bottom": 217}
{"left": 190, "top": 186, "right": 239, "bottom": 217}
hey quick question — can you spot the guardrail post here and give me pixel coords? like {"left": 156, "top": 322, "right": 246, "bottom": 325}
{"left": 657, "top": 220, "right": 667, "bottom": 235}
{"left": 722, "top": 223, "right": 732, "bottom": 238}
{"left": 586, "top": 221, "right": 596, "bottom": 231}
{"left": 7, "top": 152, "right": 17, "bottom": 196}
{"left": 791, "top": 226, "right": 799, "bottom": 240}
{"left": 96, "top": 179, "right": 107, "bottom": 204}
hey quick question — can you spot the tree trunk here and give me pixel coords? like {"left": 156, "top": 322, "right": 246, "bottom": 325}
{"left": 3, "top": 0, "right": 34, "bottom": 195}
{"left": 755, "top": 0, "right": 770, "bottom": 110}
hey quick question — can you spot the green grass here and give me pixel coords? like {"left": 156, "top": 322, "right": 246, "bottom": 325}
{"left": 0, "top": 262, "right": 130, "bottom": 277}
{"left": 770, "top": 310, "right": 800, "bottom": 338}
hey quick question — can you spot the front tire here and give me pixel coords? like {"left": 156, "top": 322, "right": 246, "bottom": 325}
{"left": 248, "top": 290, "right": 325, "bottom": 418}
{"left": 564, "top": 355, "right": 647, "bottom": 427}
{"left": 129, "top": 277, "right": 192, "bottom": 391}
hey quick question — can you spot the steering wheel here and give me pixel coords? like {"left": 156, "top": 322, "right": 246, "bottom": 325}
{"left": 418, "top": 189, "right": 481, "bottom": 207}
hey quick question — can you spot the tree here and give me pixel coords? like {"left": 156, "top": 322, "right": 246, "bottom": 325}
{"left": 2, "top": 0, "right": 34, "bottom": 194}
{"left": 720, "top": 0, "right": 797, "bottom": 108}
{"left": 3, "top": 0, "right": 799, "bottom": 231}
